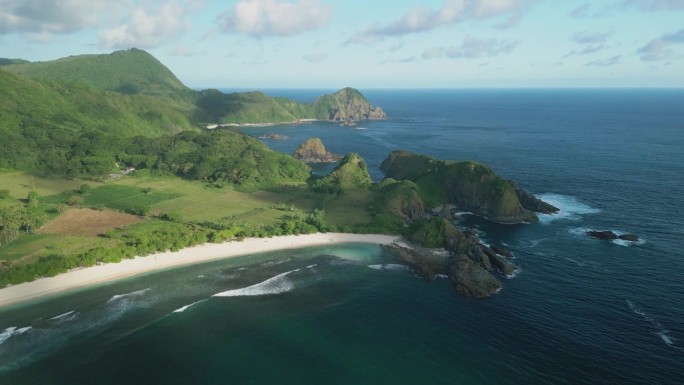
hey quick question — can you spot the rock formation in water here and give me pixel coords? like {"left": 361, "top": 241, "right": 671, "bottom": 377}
{"left": 587, "top": 230, "right": 639, "bottom": 242}
{"left": 385, "top": 218, "right": 518, "bottom": 299}
{"left": 292, "top": 138, "right": 341, "bottom": 163}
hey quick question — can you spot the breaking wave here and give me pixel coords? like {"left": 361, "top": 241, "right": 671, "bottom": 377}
{"left": 213, "top": 269, "right": 299, "bottom": 297}
{"left": 0, "top": 327, "right": 32, "bottom": 346}
{"left": 537, "top": 194, "right": 600, "bottom": 224}
{"left": 107, "top": 288, "right": 151, "bottom": 303}
{"left": 173, "top": 300, "right": 207, "bottom": 313}
{"left": 367, "top": 264, "right": 410, "bottom": 272}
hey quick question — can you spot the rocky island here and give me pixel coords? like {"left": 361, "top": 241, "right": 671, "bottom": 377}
{"left": 292, "top": 138, "right": 341, "bottom": 163}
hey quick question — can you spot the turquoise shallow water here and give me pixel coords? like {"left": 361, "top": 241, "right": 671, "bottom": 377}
{"left": 2, "top": 89, "right": 683, "bottom": 384}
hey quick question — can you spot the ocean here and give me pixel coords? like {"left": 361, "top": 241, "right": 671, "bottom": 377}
{"left": 1, "top": 89, "right": 683, "bottom": 384}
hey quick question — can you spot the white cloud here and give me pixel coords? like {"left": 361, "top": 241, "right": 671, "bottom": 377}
{"left": 564, "top": 44, "right": 607, "bottom": 57}
{"left": 568, "top": 4, "right": 590, "bottom": 18}
{"left": 622, "top": 0, "right": 684, "bottom": 11}
{"left": 572, "top": 31, "right": 610, "bottom": 44}
{"left": 219, "top": 0, "right": 331, "bottom": 37}
{"left": 169, "top": 45, "right": 204, "bottom": 57}
{"left": 422, "top": 46, "right": 444, "bottom": 59}
{"left": 303, "top": 52, "right": 328, "bottom": 62}
{"left": 0, "top": 0, "right": 110, "bottom": 34}
{"left": 445, "top": 36, "right": 519, "bottom": 58}
{"left": 586, "top": 55, "right": 621, "bottom": 67}
{"left": 99, "top": 2, "right": 190, "bottom": 49}
{"left": 347, "top": 0, "right": 536, "bottom": 44}
{"left": 638, "top": 28, "right": 684, "bottom": 61}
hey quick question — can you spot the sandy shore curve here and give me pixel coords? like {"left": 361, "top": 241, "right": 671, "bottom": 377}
{"left": 0, "top": 233, "right": 400, "bottom": 308}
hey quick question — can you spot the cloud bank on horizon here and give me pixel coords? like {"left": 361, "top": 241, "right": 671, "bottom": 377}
{"left": 0, "top": 0, "right": 682, "bottom": 87}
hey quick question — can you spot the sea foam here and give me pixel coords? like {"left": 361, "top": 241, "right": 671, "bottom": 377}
{"left": 173, "top": 299, "right": 207, "bottom": 313}
{"left": 107, "top": 288, "right": 151, "bottom": 303}
{"left": 49, "top": 310, "right": 77, "bottom": 323}
{"left": 367, "top": 264, "right": 410, "bottom": 272}
{"left": 0, "top": 326, "right": 32, "bottom": 345}
{"left": 537, "top": 194, "right": 600, "bottom": 224}
{"left": 627, "top": 300, "right": 678, "bottom": 348}
{"left": 213, "top": 269, "right": 299, "bottom": 297}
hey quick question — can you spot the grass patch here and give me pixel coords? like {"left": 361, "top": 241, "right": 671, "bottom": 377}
{"left": 0, "top": 233, "right": 119, "bottom": 263}
{"left": 84, "top": 184, "right": 181, "bottom": 212}
{"left": 324, "top": 189, "right": 377, "bottom": 226}
{"left": 0, "top": 171, "right": 85, "bottom": 198}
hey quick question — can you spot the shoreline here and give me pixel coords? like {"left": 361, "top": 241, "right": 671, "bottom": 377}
{"left": 0, "top": 233, "right": 400, "bottom": 309}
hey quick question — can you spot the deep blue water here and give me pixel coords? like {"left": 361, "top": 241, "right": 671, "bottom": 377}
{"left": 1, "top": 89, "right": 683, "bottom": 384}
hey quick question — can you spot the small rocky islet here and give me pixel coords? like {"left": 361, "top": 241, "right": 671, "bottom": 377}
{"left": 586, "top": 230, "right": 640, "bottom": 242}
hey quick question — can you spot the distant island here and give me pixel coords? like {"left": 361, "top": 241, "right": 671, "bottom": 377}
{"left": 0, "top": 48, "right": 557, "bottom": 301}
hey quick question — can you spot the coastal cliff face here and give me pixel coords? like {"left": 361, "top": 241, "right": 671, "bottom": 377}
{"left": 292, "top": 138, "right": 341, "bottom": 163}
{"left": 314, "top": 88, "right": 387, "bottom": 122}
{"left": 380, "top": 151, "right": 556, "bottom": 223}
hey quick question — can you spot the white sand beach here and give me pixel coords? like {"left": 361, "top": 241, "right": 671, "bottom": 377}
{"left": 0, "top": 233, "right": 400, "bottom": 308}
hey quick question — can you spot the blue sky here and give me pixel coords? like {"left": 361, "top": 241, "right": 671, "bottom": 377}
{"left": 1, "top": 0, "right": 683, "bottom": 88}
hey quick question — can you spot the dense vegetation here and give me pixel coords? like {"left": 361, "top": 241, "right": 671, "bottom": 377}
{"left": 381, "top": 151, "right": 537, "bottom": 223}
{"left": 0, "top": 126, "right": 309, "bottom": 188}
{"left": 2, "top": 48, "right": 190, "bottom": 98}
{"left": 0, "top": 69, "right": 195, "bottom": 138}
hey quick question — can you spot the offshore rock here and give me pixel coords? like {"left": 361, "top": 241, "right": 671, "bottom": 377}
{"left": 449, "top": 254, "right": 502, "bottom": 299}
{"left": 292, "top": 137, "right": 341, "bottom": 163}
{"left": 587, "top": 230, "right": 618, "bottom": 240}
{"left": 391, "top": 218, "right": 517, "bottom": 299}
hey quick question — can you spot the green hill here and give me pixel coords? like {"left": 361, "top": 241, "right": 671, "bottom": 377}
{"left": 3, "top": 48, "right": 190, "bottom": 98}
{"left": 313, "top": 153, "right": 372, "bottom": 193}
{"left": 0, "top": 68, "right": 195, "bottom": 138}
{"left": 196, "top": 88, "right": 386, "bottom": 125}
{"left": 2, "top": 49, "right": 385, "bottom": 127}
{"left": 380, "top": 151, "right": 538, "bottom": 223}
{"left": 0, "top": 58, "right": 29, "bottom": 66}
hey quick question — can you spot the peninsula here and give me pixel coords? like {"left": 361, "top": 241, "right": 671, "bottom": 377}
{"left": 0, "top": 48, "right": 557, "bottom": 302}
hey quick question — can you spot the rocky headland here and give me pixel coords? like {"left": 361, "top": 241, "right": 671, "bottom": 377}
{"left": 315, "top": 87, "right": 386, "bottom": 122}
{"left": 380, "top": 151, "right": 558, "bottom": 224}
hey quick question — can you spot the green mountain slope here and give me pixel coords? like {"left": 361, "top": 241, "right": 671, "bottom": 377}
{"left": 0, "top": 68, "right": 195, "bottom": 138}
{"left": 3, "top": 48, "right": 190, "bottom": 98}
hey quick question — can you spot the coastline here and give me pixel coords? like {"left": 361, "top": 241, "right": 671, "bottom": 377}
{"left": 0, "top": 233, "right": 400, "bottom": 308}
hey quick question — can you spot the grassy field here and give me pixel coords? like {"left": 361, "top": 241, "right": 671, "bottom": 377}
{"left": 38, "top": 208, "right": 141, "bottom": 237}
{"left": 0, "top": 171, "right": 87, "bottom": 198}
{"left": 0, "top": 233, "right": 119, "bottom": 263}
{"left": 84, "top": 184, "right": 181, "bottom": 211}
{"left": 0, "top": 170, "right": 390, "bottom": 278}
{"left": 323, "top": 189, "right": 377, "bottom": 226}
